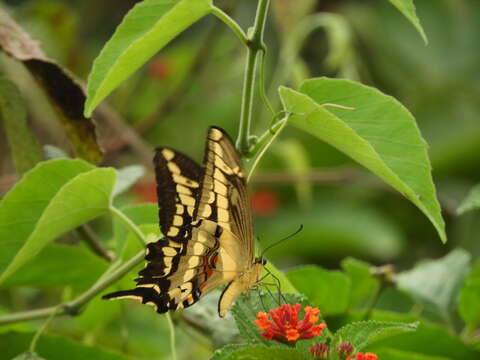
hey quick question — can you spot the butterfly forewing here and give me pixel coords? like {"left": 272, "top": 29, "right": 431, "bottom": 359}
{"left": 195, "top": 127, "right": 254, "bottom": 262}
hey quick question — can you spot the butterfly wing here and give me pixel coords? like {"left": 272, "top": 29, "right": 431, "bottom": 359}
{"left": 195, "top": 127, "right": 254, "bottom": 263}
{"left": 154, "top": 148, "right": 201, "bottom": 242}
{"left": 103, "top": 131, "right": 249, "bottom": 313}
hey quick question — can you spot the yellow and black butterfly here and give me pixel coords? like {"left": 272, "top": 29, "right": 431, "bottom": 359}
{"left": 103, "top": 127, "right": 265, "bottom": 317}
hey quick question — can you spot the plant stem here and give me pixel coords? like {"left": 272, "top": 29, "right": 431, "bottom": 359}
{"left": 109, "top": 205, "right": 146, "bottom": 246}
{"left": 29, "top": 307, "right": 59, "bottom": 352}
{"left": 236, "top": 0, "right": 271, "bottom": 155}
{"left": 211, "top": 6, "right": 248, "bottom": 44}
{"left": 0, "top": 250, "right": 145, "bottom": 325}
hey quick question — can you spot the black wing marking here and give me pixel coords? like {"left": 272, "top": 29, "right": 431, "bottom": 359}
{"left": 103, "top": 220, "right": 228, "bottom": 312}
{"left": 154, "top": 148, "right": 201, "bottom": 242}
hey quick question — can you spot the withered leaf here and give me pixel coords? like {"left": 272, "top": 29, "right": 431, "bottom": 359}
{"left": 0, "top": 9, "right": 103, "bottom": 164}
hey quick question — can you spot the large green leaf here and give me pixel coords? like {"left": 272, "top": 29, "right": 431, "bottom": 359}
{"left": 458, "top": 184, "right": 480, "bottom": 215}
{"left": 2, "top": 244, "right": 108, "bottom": 287}
{"left": 286, "top": 265, "right": 351, "bottom": 315}
{"left": 0, "top": 332, "right": 127, "bottom": 360}
{"left": 0, "top": 77, "right": 42, "bottom": 174}
{"left": 386, "top": 0, "right": 427, "bottom": 43}
{"left": 279, "top": 78, "right": 445, "bottom": 243}
{"left": 85, "top": 0, "right": 213, "bottom": 116}
{"left": 210, "top": 344, "right": 304, "bottom": 360}
{"left": 0, "top": 164, "right": 116, "bottom": 283}
{"left": 395, "top": 249, "right": 470, "bottom": 323}
{"left": 331, "top": 320, "right": 418, "bottom": 352}
{"left": 458, "top": 261, "right": 480, "bottom": 329}
{"left": 0, "top": 159, "right": 93, "bottom": 281}
{"left": 341, "top": 257, "right": 380, "bottom": 311}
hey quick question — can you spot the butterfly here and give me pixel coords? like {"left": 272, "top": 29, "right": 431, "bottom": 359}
{"left": 103, "top": 126, "right": 265, "bottom": 317}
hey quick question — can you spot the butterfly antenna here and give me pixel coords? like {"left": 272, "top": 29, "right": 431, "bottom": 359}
{"left": 260, "top": 224, "right": 304, "bottom": 258}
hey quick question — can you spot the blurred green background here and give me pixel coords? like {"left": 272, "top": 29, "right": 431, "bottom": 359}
{"left": 1, "top": 0, "right": 479, "bottom": 359}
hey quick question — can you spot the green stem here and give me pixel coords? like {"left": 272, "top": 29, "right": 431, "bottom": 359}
{"left": 211, "top": 6, "right": 248, "bottom": 44}
{"left": 166, "top": 313, "right": 177, "bottom": 360}
{"left": 0, "top": 250, "right": 145, "bottom": 325}
{"left": 110, "top": 205, "right": 146, "bottom": 246}
{"left": 247, "top": 116, "right": 288, "bottom": 183}
{"left": 258, "top": 48, "right": 275, "bottom": 117}
{"left": 236, "top": 0, "right": 271, "bottom": 155}
{"left": 29, "top": 307, "right": 59, "bottom": 352}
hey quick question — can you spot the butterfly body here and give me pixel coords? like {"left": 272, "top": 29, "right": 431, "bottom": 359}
{"left": 103, "top": 127, "right": 263, "bottom": 317}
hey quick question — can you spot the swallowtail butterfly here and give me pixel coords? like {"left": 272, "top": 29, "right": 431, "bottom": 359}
{"left": 103, "top": 127, "right": 265, "bottom": 317}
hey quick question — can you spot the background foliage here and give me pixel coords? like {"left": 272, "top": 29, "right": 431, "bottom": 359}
{"left": 1, "top": 0, "right": 480, "bottom": 359}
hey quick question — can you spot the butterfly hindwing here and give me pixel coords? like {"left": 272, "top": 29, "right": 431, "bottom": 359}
{"left": 104, "top": 220, "right": 232, "bottom": 312}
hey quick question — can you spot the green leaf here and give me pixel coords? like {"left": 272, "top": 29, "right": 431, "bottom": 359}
{"left": 0, "top": 77, "right": 42, "bottom": 174}
{"left": 2, "top": 244, "right": 108, "bottom": 287}
{"left": 0, "top": 159, "right": 94, "bottom": 281}
{"left": 279, "top": 78, "right": 445, "bottom": 243}
{"left": 112, "top": 165, "right": 145, "bottom": 197}
{"left": 0, "top": 165, "right": 116, "bottom": 283}
{"left": 374, "top": 348, "right": 451, "bottom": 360}
{"left": 210, "top": 344, "right": 305, "bottom": 360}
{"left": 85, "top": 0, "right": 213, "bottom": 116}
{"left": 369, "top": 310, "right": 480, "bottom": 359}
{"left": 286, "top": 265, "right": 351, "bottom": 315}
{"left": 0, "top": 332, "right": 127, "bottom": 360}
{"left": 341, "top": 257, "right": 380, "bottom": 310}
{"left": 395, "top": 249, "right": 470, "bottom": 322}
{"left": 458, "top": 184, "right": 480, "bottom": 215}
{"left": 331, "top": 320, "right": 418, "bottom": 352}
{"left": 458, "top": 261, "right": 480, "bottom": 329}
{"left": 113, "top": 203, "right": 158, "bottom": 259}
{"left": 231, "top": 291, "right": 305, "bottom": 345}
{"left": 386, "top": 0, "right": 428, "bottom": 44}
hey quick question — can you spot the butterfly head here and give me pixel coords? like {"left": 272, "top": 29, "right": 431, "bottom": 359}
{"left": 255, "top": 257, "right": 267, "bottom": 266}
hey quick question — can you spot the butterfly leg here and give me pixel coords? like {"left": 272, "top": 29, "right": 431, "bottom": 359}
{"left": 254, "top": 285, "right": 268, "bottom": 313}
{"left": 263, "top": 267, "right": 287, "bottom": 305}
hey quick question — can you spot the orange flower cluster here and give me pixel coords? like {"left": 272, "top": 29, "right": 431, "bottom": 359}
{"left": 347, "top": 352, "right": 378, "bottom": 360}
{"left": 254, "top": 304, "right": 327, "bottom": 343}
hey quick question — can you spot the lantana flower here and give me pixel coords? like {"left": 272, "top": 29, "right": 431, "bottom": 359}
{"left": 254, "top": 303, "right": 327, "bottom": 343}
{"left": 347, "top": 352, "right": 379, "bottom": 360}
